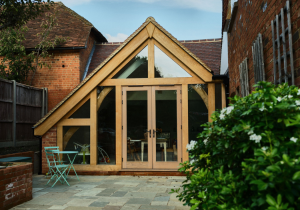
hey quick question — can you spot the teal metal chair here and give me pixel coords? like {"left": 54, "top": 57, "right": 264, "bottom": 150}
{"left": 44, "top": 146, "right": 65, "bottom": 177}
{"left": 45, "top": 149, "right": 70, "bottom": 187}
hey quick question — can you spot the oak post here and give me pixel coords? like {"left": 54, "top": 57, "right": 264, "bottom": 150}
{"left": 57, "top": 125, "right": 63, "bottom": 160}
{"left": 148, "top": 39, "right": 155, "bottom": 78}
{"left": 90, "top": 88, "right": 97, "bottom": 165}
{"left": 115, "top": 86, "right": 122, "bottom": 166}
{"left": 208, "top": 83, "right": 215, "bottom": 122}
{"left": 182, "top": 84, "right": 189, "bottom": 162}
{"left": 222, "top": 83, "right": 226, "bottom": 108}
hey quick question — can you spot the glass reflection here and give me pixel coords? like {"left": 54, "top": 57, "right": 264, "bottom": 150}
{"left": 155, "top": 45, "right": 192, "bottom": 78}
{"left": 127, "top": 91, "right": 148, "bottom": 162}
{"left": 113, "top": 46, "right": 148, "bottom": 79}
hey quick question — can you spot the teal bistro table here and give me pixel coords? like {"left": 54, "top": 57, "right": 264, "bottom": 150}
{"left": 52, "top": 150, "right": 79, "bottom": 180}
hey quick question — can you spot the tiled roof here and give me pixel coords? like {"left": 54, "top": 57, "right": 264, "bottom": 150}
{"left": 34, "top": 17, "right": 215, "bottom": 129}
{"left": 87, "top": 39, "right": 222, "bottom": 76}
{"left": 23, "top": 2, "right": 107, "bottom": 49}
{"left": 181, "top": 39, "right": 222, "bottom": 75}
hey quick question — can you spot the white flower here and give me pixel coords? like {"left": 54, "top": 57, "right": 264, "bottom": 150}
{"left": 281, "top": 161, "right": 284, "bottom": 164}
{"left": 259, "top": 105, "right": 266, "bottom": 112}
{"left": 249, "top": 134, "right": 262, "bottom": 143}
{"left": 203, "top": 138, "right": 208, "bottom": 145}
{"left": 261, "top": 146, "right": 269, "bottom": 151}
{"left": 248, "top": 130, "right": 254, "bottom": 135}
{"left": 288, "top": 95, "right": 293, "bottom": 99}
{"left": 190, "top": 159, "right": 195, "bottom": 165}
{"left": 220, "top": 114, "right": 225, "bottom": 120}
{"left": 277, "top": 97, "right": 282, "bottom": 102}
{"left": 298, "top": 90, "right": 300, "bottom": 95}
{"left": 269, "top": 106, "right": 272, "bottom": 109}
{"left": 290, "top": 137, "right": 298, "bottom": 143}
{"left": 296, "top": 100, "right": 300, "bottom": 106}
{"left": 221, "top": 108, "right": 227, "bottom": 115}
{"left": 226, "top": 106, "right": 234, "bottom": 114}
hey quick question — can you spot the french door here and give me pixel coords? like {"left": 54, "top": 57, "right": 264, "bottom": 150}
{"left": 122, "top": 85, "right": 182, "bottom": 169}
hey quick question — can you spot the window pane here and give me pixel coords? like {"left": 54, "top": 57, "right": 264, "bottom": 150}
{"left": 155, "top": 90, "right": 177, "bottom": 162}
{"left": 127, "top": 91, "right": 148, "bottom": 162}
{"left": 113, "top": 46, "right": 148, "bottom": 79}
{"left": 155, "top": 45, "right": 192, "bottom": 78}
{"left": 97, "top": 87, "right": 116, "bottom": 165}
{"left": 188, "top": 84, "right": 208, "bottom": 159}
{"left": 63, "top": 126, "right": 90, "bottom": 165}
{"left": 69, "top": 99, "right": 90, "bottom": 118}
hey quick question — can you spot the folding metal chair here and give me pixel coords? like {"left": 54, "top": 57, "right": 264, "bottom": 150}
{"left": 44, "top": 146, "right": 65, "bottom": 177}
{"left": 45, "top": 149, "right": 70, "bottom": 187}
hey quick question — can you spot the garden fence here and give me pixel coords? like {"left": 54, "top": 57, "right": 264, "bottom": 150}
{"left": 0, "top": 78, "right": 48, "bottom": 148}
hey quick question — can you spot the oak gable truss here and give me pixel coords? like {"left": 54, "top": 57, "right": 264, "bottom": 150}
{"left": 34, "top": 17, "right": 213, "bottom": 136}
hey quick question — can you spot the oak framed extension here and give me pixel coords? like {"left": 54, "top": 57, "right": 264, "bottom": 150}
{"left": 34, "top": 17, "right": 226, "bottom": 173}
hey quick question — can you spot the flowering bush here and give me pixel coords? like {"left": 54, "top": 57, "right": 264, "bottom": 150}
{"left": 173, "top": 82, "right": 300, "bottom": 209}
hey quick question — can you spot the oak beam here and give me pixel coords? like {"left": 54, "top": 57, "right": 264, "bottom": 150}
{"left": 100, "top": 77, "right": 203, "bottom": 86}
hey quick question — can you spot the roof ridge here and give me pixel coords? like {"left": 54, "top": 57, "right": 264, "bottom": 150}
{"left": 55, "top": 2, "right": 93, "bottom": 27}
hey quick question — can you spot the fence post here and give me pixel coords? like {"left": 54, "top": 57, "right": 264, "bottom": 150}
{"left": 12, "top": 80, "right": 17, "bottom": 148}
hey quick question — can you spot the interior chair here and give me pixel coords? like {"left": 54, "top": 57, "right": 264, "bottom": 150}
{"left": 161, "top": 141, "right": 177, "bottom": 161}
{"left": 127, "top": 138, "right": 141, "bottom": 161}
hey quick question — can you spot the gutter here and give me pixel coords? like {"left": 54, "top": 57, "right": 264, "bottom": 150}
{"left": 25, "top": 46, "right": 87, "bottom": 52}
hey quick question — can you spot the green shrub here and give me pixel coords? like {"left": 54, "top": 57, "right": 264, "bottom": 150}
{"left": 174, "top": 82, "right": 300, "bottom": 210}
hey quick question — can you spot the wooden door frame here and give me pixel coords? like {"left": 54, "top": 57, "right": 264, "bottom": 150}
{"left": 151, "top": 85, "right": 182, "bottom": 169}
{"left": 122, "top": 85, "right": 182, "bottom": 170}
{"left": 122, "top": 86, "right": 153, "bottom": 169}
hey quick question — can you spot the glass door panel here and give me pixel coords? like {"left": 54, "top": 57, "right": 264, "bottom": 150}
{"left": 122, "top": 87, "right": 152, "bottom": 168}
{"left": 152, "top": 86, "right": 182, "bottom": 169}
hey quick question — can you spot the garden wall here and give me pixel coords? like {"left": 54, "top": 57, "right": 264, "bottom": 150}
{"left": 0, "top": 163, "right": 32, "bottom": 210}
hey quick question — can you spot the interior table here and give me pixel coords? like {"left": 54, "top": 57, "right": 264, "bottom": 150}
{"left": 52, "top": 150, "right": 79, "bottom": 180}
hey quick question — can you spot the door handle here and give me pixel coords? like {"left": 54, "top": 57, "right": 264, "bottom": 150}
{"left": 147, "top": 130, "right": 151, "bottom": 138}
{"left": 153, "top": 129, "right": 157, "bottom": 138}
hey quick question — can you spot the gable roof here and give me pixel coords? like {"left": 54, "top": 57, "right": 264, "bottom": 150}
{"left": 87, "top": 39, "right": 222, "bottom": 77}
{"left": 33, "top": 16, "right": 213, "bottom": 133}
{"left": 23, "top": 2, "right": 107, "bottom": 49}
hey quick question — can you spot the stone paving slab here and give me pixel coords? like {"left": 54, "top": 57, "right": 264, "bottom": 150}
{"left": 11, "top": 175, "right": 187, "bottom": 210}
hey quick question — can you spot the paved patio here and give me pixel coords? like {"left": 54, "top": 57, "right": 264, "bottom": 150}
{"left": 12, "top": 175, "right": 189, "bottom": 210}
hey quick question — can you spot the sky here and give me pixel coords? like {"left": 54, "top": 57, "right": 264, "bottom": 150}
{"left": 57, "top": 0, "right": 223, "bottom": 42}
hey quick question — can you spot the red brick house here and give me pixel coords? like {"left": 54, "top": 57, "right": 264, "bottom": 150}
{"left": 223, "top": 0, "right": 300, "bottom": 97}
{"left": 24, "top": 2, "right": 107, "bottom": 110}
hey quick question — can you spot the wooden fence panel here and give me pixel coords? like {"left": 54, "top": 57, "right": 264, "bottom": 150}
{"left": 0, "top": 78, "right": 47, "bottom": 146}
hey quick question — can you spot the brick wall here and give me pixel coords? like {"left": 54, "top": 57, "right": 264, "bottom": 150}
{"left": 27, "top": 50, "right": 81, "bottom": 111}
{"left": 227, "top": 0, "right": 300, "bottom": 96}
{"left": 0, "top": 163, "right": 32, "bottom": 210}
{"left": 79, "top": 32, "right": 97, "bottom": 80}
{"left": 41, "top": 126, "right": 57, "bottom": 174}
{"left": 0, "top": 152, "right": 34, "bottom": 174}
